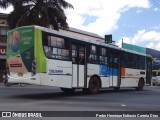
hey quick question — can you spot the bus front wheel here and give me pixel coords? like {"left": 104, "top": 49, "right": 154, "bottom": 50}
{"left": 88, "top": 77, "right": 101, "bottom": 94}
{"left": 60, "top": 88, "right": 75, "bottom": 94}
{"left": 4, "top": 81, "right": 12, "bottom": 87}
{"left": 135, "top": 78, "right": 144, "bottom": 91}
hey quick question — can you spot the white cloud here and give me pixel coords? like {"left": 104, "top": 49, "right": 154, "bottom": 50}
{"left": 116, "top": 29, "right": 160, "bottom": 50}
{"left": 153, "top": 25, "right": 160, "bottom": 30}
{"left": 147, "top": 42, "right": 160, "bottom": 50}
{"left": 146, "top": 42, "right": 154, "bottom": 48}
{"left": 127, "top": 0, "right": 150, "bottom": 8}
{"left": 2, "top": 0, "right": 156, "bottom": 51}
{"left": 65, "top": 0, "right": 150, "bottom": 36}
{"left": 136, "top": 9, "right": 143, "bottom": 14}
{"left": 66, "top": 13, "right": 86, "bottom": 28}
{"left": 154, "top": 8, "right": 159, "bottom": 11}
{"left": 0, "top": 0, "right": 150, "bottom": 37}
{"left": 0, "top": 6, "right": 13, "bottom": 13}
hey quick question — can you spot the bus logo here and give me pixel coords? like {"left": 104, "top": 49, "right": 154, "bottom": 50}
{"left": 2, "top": 112, "right": 11, "bottom": 117}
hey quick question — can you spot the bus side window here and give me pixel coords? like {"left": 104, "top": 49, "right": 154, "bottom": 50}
{"left": 72, "top": 44, "right": 77, "bottom": 63}
{"left": 130, "top": 54, "right": 138, "bottom": 69}
{"left": 114, "top": 58, "right": 118, "bottom": 63}
{"left": 100, "top": 47, "right": 106, "bottom": 64}
{"left": 79, "top": 46, "right": 85, "bottom": 64}
{"left": 105, "top": 57, "right": 108, "bottom": 65}
{"left": 43, "top": 35, "right": 69, "bottom": 60}
{"left": 122, "top": 52, "right": 128, "bottom": 68}
{"left": 44, "top": 46, "right": 53, "bottom": 58}
{"left": 62, "top": 49, "right": 69, "bottom": 60}
{"left": 100, "top": 56, "right": 105, "bottom": 64}
{"left": 52, "top": 47, "right": 58, "bottom": 58}
{"left": 138, "top": 56, "right": 145, "bottom": 70}
{"left": 89, "top": 45, "right": 98, "bottom": 64}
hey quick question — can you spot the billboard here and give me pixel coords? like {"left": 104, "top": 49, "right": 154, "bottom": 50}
{"left": 122, "top": 43, "right": 146, "bottom": 54}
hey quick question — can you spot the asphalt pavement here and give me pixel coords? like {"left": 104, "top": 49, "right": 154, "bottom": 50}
{"left": 0, "top": 84, "right": 160, "bottom": 120}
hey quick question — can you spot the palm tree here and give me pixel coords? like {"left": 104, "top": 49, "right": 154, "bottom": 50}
{"left": 0, "top": 0, "right": 73, "bottom": 30}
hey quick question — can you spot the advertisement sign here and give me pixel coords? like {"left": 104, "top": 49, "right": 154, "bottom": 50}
{"left": 122, "top": 43, "right": 146, "bottom": 54}
{"left": 7, "top": 26, "right": 34, "bottom": 73}
{"left": 0, "top": 45, "right": 6, "bottom": 55}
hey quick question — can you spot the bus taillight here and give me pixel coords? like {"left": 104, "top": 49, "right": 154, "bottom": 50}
{"left": 140, "top": 71, "right": 145, "bottom": 75}
{"left": 32, "top": 59, "right": 37, "bottom": 76}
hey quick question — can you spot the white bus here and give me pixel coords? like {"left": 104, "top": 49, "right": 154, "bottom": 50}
{"left": 6, "top": 25, "right": 152, "bottom": 93}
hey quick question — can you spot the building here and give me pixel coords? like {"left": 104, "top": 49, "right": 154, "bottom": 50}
{"left": 0, "top": 13, "right": 10, "bottom": 72}
{"left": 122, "top": 42, "right": 160, "bottom": 77}
{"left": 60, "top": 27, "right": 104, "bottom": 42}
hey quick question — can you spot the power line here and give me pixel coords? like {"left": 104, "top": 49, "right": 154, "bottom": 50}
{"left": 151, "top": 0, "right": 160, "bottom": 9}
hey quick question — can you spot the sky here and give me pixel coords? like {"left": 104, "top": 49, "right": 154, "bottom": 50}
{"left": 1, "top": 0, "right": 160, "bottom": 50}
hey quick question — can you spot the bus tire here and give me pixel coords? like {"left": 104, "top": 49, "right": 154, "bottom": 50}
{"left": 114, "top": 87, "right": 120, "bottom": 91}
{"left": 135, "top": 78, "right": 144, "bottom": 91}
{"left": 88, "top": 77, "right": 101, "bottom": 94}
{"left": 60, "top": 88, "right": 75, "bottom": 94}
{"left": 20, "top": 84, "right": 26, "bottom": 87}
{"left": 82, "top": 88, "right": 89, "bottom": 94}
{"left": 4, "top": 81, "right": 12, "bottom": 87}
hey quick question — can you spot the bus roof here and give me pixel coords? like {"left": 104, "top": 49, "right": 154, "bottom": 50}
{"left": 35, "top": 26, "right": 121, "bottom": 48}
{"left": 8, "top": 25, "right": 147, "bottom": 57}
{"left": 36, "top": 26, "right": 147, "bottom": 57}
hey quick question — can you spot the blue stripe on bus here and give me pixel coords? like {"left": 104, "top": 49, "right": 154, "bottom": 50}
{"left": 100, "top": 65, "right": 119, "bottom": 76}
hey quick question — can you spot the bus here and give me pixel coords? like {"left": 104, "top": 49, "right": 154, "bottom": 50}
{"left": 6, "top": 25, "right": 152, "bottom": 94}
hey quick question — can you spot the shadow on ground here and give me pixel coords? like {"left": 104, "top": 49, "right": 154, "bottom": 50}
{"left": 8, "top": 87, "right": 148, "bottom": 100}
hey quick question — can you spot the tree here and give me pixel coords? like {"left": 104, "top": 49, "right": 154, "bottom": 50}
{"left": 0, "top": 0, "right": 73, "bottom": 30}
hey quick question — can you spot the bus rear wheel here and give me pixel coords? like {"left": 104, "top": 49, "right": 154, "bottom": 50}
{"left": 82, "top": 88, "right": 89, "bottom": 94}
{"left": 88, "top": 77, "right": 101, "bottom": 94}
{"left": 60, "top": 88, "right": 75, "bottom": 94}
{"left": 135, "top": 78, "right": 144, "bottom": 91}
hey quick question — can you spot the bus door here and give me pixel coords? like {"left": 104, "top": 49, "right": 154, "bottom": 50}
{"left": 109, "top": 51, "right": 120, "bottom": 87}
{"left": 72, "top": 43, "right": 86, "bottom": 87}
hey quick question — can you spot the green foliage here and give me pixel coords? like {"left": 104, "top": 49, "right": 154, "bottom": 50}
{"left": 0, "top": 0, "right": 73, "bottom": 30}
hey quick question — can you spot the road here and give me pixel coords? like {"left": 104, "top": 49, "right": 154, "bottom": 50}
{"left": 0, "top": 84, "right": 160, "bottom": 119}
